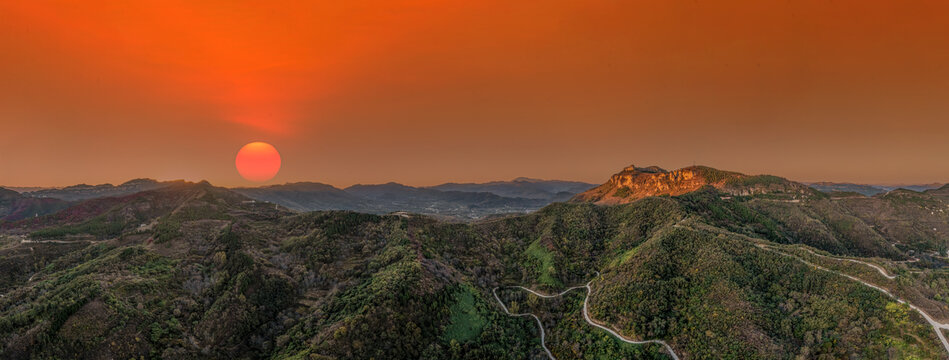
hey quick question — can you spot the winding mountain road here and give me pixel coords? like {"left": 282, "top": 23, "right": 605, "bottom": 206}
{"left": 491, "top": 287, "right": 562, "bottom": 360}
{"left": 756, "top": 244, "right": 949, "bottom": 354}
{"left": 19, "top": 239, "right": 89, "bottom": 244}
{"left": 493, "top": 274, "right": 680, "bottom": 360}
{"left": 674, "top": 220, "right": 949, "bottom": 356}
{"left": 783, "top": 245, "right": 896, "bottom": 279}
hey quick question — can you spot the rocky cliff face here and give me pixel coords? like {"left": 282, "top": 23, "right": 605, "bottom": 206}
{"left": 573, "top": 164, "right": 816, "bottom": 204}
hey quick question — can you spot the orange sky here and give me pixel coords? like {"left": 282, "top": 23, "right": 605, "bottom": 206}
{"left": 2, "top": 0, "right": 948, "bottom": 187}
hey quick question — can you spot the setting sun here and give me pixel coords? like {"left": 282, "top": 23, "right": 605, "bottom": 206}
{"left": 235, "top": 142, "right": 281, "bottom": 182}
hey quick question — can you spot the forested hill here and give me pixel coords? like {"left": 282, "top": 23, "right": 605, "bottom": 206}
{"left": 0, "top": 177, "right": 948, "bottom": 359}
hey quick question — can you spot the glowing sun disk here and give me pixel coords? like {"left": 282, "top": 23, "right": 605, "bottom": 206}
{"left": 235, "top": 142, "right": 281, "bottom": 182}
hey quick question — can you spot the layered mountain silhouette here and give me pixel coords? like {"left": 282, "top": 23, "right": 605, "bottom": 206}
{"left": 25, "top": 178, "right": 181, "bottom": 201}
{"left": 808, "top": 182, "right": 945, "bottom": 196}
{"left": 429, "top": 177, "right": 593, "bottom": 200}
{"left": 7, "top": 178, "right": 596, "bottom": 221}
{"left": 231, "top": 182, "right": 370, "bottom": 211}
{"left": 233, "top": 178, "right": 596, "bottom": 219}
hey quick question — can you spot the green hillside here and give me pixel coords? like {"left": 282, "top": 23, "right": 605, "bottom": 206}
{"left": 1, "top": 180, "right": 949, "bottom": 359}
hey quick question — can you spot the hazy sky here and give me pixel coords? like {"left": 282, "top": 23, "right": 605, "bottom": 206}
{"left": 2, "top": 1, "right": 948, "bottom": 187}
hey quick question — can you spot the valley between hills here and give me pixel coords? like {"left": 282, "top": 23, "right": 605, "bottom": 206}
{"left": 1, "top": 165, "right": 949, "bottom": 359}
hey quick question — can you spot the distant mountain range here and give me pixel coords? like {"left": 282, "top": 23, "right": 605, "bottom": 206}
{"left": 1, "top": 178, "right": 596, "bottom": 221}
{"left": 233, "top": 178, "right": 597, "bottom": 220}
{"left": 24, "top": 178, "right": 181, "bottom": 201}
{"left": 807, "top": 182, "right": 945, "bottom": 196}
{"left": 429, "top": 177, "right": 592, "bottom": 200}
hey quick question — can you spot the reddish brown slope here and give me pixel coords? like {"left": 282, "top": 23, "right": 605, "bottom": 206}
{"left": 572, "top": 165, "right": 816, "bottom": 205}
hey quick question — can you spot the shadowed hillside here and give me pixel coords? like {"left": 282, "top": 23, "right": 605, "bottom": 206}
{"left": 0, "top": 187, "right": 69, "bottom": 222}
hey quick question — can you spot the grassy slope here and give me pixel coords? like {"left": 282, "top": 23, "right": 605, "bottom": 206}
{"left": 525, "top": 240, "right": 561, "bottom": 288}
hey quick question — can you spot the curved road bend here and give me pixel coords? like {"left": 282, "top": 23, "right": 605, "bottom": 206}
{"left": 757, "top": 244, "right": 949, "bottom": 354}
{"left": 782, "top": 245, "right": 896, "bottom": 279}
{"left": 492, "top": 287, "right": 559, "bottom": 360}
{"left": 494, "top": 275, "right": 680, "bottom": 360}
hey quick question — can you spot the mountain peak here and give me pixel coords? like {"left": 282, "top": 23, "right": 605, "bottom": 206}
{"left": 0, "top": 187, "right": 21, "bottom": 200}
{"left": 119, "top": 178, "right": 160, "bottom": 186}
{"left": 257, "top": 182, "right": 340, "bottom": 191}
{"left": 620, "top": 164, "right": 666, "bottom": 174}
{"left": 574, "top": 164, "right": 814, "bottom": 204}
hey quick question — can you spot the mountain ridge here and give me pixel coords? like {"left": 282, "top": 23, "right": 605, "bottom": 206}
{"left": 233, "top": 178, "right": 592, "bottom": 220}
{"left": 808, "top": 182, "right": 946, "bottom": 196}
{"left": 0, "top": 187, "right": 70, "bottom": 221}
{"left": 429, "top": 178, "right": 595, "bottom": 200}
{"left": 26, "top": 178, "right": 183, "bottom": 201}
{"left": 572, "top": 164, "right": 817, "bottom": 205}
